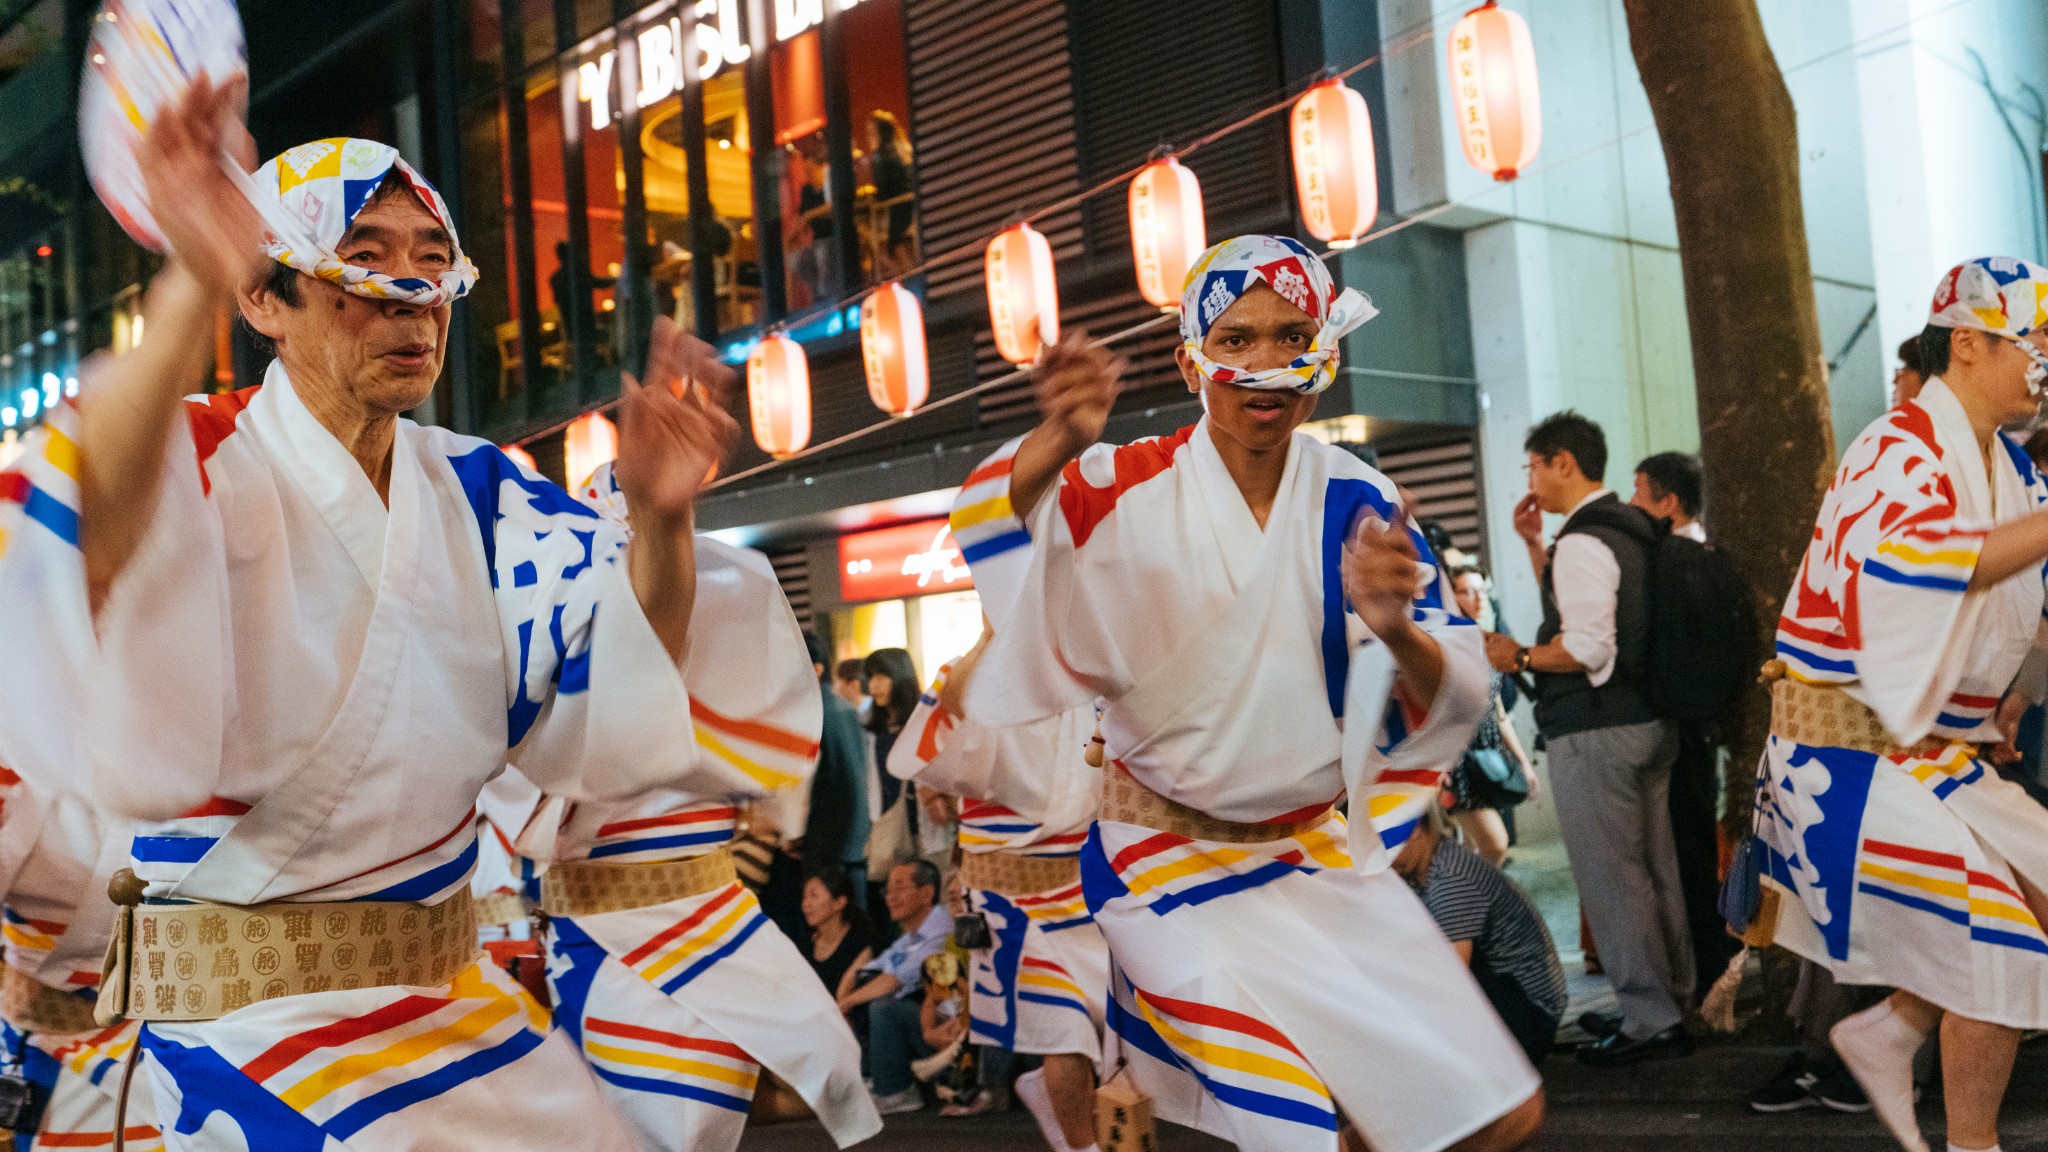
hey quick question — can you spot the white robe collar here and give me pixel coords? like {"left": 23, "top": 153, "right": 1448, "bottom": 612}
{"left": 252, "top": 360, "right": 393, "bottom": 590}
{"left": 1186, "top": 418, "right": 1304, "bottom": 591}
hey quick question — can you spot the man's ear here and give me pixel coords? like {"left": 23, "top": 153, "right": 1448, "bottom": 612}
{"left": 1174, "top": 345, "right": 1203, "bottom": 395}
{"left": 237, "top": 277, "right": 289, "bottom": 347}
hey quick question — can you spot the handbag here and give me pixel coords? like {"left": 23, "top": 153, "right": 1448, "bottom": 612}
{"left": 1468, "top": 748, "right": 1530, "bottom": 802}
{"left": 1718, "top": 753, "right": 1777, "bottom": 947}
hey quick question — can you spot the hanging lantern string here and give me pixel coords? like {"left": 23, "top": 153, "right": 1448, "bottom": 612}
{"left": 520, "top": 0, "right": 1953, "bottom": 467}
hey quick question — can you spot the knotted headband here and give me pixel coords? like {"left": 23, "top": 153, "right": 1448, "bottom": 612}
{"left": 1177, "top": 234, "right": 1377, "bottom": 395}
{"left": 254, "top": 138, "right": 478, "bottom": 307}
{"left": 1929, "top": 255, "right": 2048, "bottom": 340}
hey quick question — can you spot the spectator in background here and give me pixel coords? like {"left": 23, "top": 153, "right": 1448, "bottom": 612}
{"left": 1447, "top": 565, "right": 1537, "bottom": 866}
{"left": 1630, "top": 452, "right": 1705, "bottom": 542}
{"left": 803, "top": 633, "right": 874, "bottom": 909}
{"left": 866, "top": 111, "right": 916, "bottom": 274}
{"left": 1628, "top": 452, "right": 1741, "bottom": 1001}
{"left": 1892, "top": 334, "right": 1928, "bottom": 408}
{"left": 840, "top": 860, "right": 953, "bottom": 1115}
{"left": 863, "top": 648, "right": 924, "bottom": 908}
{"left": 807, "top": 867, "right": 877, "bottom": 995}
{"left": 1487, "top": 411, "right": 1693, "bottom": 1066}
{"left": 1395, "top": 806, "right": 1567, "bottom": 1066}
{"left": 835, "top": 659, "right": 870, "bottom": 712}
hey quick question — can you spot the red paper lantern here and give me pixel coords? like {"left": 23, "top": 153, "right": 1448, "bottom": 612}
{"left": 1449, "top": 1, "right": 1542, "bottom": 181}
{"left": 502, "top": 443, "right": 537, "bottom": 472}
{"left": 748, "top": 332, "right": 812, "bottom": 458}
{"left": 861, "top": 281, "right": 929, "bottom": 417}
{"left": 1290, "top": 79, "right": 1378, "bottom": 250}
{"left": 985, "top": 222, "right": 1059, "bottom": 364}
{"left": 1128, "top": 157, "right": 1206, "bottom": 310}
{"left": 563, "top": 412, "right": 617, "bottom": 490}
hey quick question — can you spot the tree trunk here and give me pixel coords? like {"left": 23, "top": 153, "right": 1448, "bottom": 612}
{"left": 1622, "top": 0, "right": 1835, "bottom": 827}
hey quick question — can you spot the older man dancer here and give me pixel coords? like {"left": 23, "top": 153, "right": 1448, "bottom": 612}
{"left": 1762, "top": 257, "right": 2048, "bottom": 1152}
{"left": 955, "top": 234, "right": 1541, "bottom": 1152}
{"left": 0, "top": 80, "right": 730, "bottom": 1148}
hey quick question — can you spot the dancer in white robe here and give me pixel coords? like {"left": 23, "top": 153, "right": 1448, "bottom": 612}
{"left": 1761, "top": 256, "right": 2048, "bottom": 1152}
{"left": 499, "top": 463, "right": 878, "bottom": 1152}
{"left": 0, "top": 86, "right": 733, "bottom": 1151}
{"left": 953, "top": 234, "right": 1541, "bottom": 1152}
{"left": 889, "top": 659, "right": 1107, "bottom": 1151}
{"left": 0, "top": 771, "right": 163, "bottom": 1152}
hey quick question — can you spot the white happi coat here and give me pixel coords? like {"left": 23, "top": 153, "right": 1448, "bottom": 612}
{"left": 0, "top": 363, "right": 721, "bottom": 1150}
{"left": 954, "top": 421, "right": 1536, "bottom": 1152}
{"left": 888, "top": 668, "right": 1107, "bottom": 1062}
{"left": 0, "top": 772, "right": 162, "bottom": 1151}
{"left": 497, "top": 481, "right": 878, "bottom": 1152}
{"left": 1764, "top": 377, "right": 2048, "bottom": 1025}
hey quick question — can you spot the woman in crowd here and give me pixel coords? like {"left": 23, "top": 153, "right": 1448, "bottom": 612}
{"left": 805, "top": 867, "right": 877, "bottom": 995}
{"left": 1447, "top": 565, "right": 1538, "bottom": 865}
{"left": 864, "top": 647, "right": 925, "bottom": 907}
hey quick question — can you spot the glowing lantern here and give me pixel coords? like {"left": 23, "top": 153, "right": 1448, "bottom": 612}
{"left": 502, "top": 443, "right": 537, "bottom": 472}
{"left": 1128, "top": 157, "right": 1206, "bottom": 311}
{"left": 1449, "top": 0, "right": 1541, "bottom": 181}
{"left": 861, "top": 281, "right": 929, "bottom": 417}
{"left": 564, "top": 411, "right": 617, "bottom": 490}
{"left": 985, "top": 222, "right": 1059, "bottom": 364}
{"left": 1290, "top": 79, "right": 1378, "bottom": 249}
{"left": 748, "top": 332, "right": 812, "bottom": 458}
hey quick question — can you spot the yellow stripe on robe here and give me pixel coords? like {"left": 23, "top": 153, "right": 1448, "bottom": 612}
{"left": 1873, "top": 539, "right": 1978, "bottom": 569}
{"left": 1131, "top": 994, "right": 1329, "bottom": 1100}
{"left": 639, "top": 898, "right": 756, "bottom": 982}
{"left": 1857, "top": 860, "right": 1967, "bottom": 901}
{"left": 692, "top": 723, "right": 803, "bottom": 789}
{"left": 278, "top": 973, "right": 524, "bottom": 1110}
{"left": 1123, "top": 847, "right": 1251, "bottom": 898}
{"left": 583, "top": 1040, "right": 761, "bottom": 1091}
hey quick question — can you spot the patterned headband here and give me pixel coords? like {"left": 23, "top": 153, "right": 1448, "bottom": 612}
{"left": 1177, "top": 234, "right": 1377, "bottom": 395}
{"left": 254, "top": 138, "right": 478, "bottom": 307}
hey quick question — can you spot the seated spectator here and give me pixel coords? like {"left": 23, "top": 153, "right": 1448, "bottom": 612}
{"left": 805, "top": 868, "right": 875, "bottom": 995}
{"left": 1394, "top": 806, "right": 1568, "bottom": 1065}
{"left": 838, "top": 859, "right": 952, "bottom": 1115}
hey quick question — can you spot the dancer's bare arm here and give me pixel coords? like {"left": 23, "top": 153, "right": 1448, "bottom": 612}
{"left": 77, "top": 77, "right": 263, "bottom": 611}
{"left": 1007, "top": 334, "right": 1125, "bottom": 521}
{"left": 613, "top": 317, "right": 738, "bottom": 662}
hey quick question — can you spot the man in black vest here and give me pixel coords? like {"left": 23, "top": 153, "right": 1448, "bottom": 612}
{"left": 1485, "top": 411, "right": 1693, "bottom": 1066}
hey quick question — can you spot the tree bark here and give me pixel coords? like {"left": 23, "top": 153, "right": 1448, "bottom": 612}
{"left": 1622, "top": 0, "right": 1835, "bottom": 827}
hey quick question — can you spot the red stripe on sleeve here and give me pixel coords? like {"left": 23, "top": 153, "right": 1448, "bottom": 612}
{"left": 1058, "top": 426, "right": 1195, "bottom": 548}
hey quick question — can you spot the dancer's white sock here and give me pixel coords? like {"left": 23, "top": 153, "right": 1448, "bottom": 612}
{"left": 1016, "top": 1068, "right": 1087, "bottom": 1152}
{"left": 1832, "top": 1002, "right": 1930, "bottom": 1152}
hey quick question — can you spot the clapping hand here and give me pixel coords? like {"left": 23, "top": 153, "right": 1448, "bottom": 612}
{"left": 613, "top": 316, "right": 739, "bottom": 526}
{"left": 1341, "top": 508, "right": 1425, "bottom": 643}
{"left": 140, "top": 75, "right": 265, "bottom": 298}
{"left": 1032, "top": 332, "right": 1124, "bottom": 457}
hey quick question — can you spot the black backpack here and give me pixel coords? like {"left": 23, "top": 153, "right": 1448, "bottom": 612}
{"left": 1644, "top": 529, "right": 1758, "bottom": 723}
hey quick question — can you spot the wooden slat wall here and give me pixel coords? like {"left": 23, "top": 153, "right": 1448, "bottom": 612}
{"left": 905, "top": 0, "right": 1084, "bottom": 301}
{"left": 767, "top": 543, "right": 815, "bottom": 630}
{"left": 1376, "top": 438, "right": 1483, "bottom": 558}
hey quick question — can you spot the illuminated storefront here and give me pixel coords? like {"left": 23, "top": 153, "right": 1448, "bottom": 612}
{"left": 455, "top": 0, "right": 920, "bottom": 458}
{"left": 824, "top": 516, "right": 982, "bottom": 682}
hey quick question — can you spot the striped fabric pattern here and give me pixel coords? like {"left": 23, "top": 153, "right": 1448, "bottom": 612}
{"left": 1106, "top": 967, "right": 1338, "bottom": 1134}
{"left": 131, "top": 802, "right": 481, "bottom": 908}
{"left": 0, "top": 403, "right": 84, "bottom": 556}
{"left": 688, "top": 699, "right": 812, "bottom": 792}
{"left": 949, "top": 437, "right": 1033, "bottom": 626}
{"left": 144, "top": 960, "right": 551, "bottom": 1144}
{"left": 1081, "top": 816, "right": 1352, "bottom": 919}
{"left": 1855, "top": 837, "right": 2048, "bottom": 956}
{"left": 585, "top": 802, "right": 737, "bottom": 863}
{"left": 610, "top": 883, "right": 771, "bottom": 997}
{"left": 576, "top": 1016, "right": 759, "bottom": 1115}
{"left": 12, "top": 1019, "right": 164, "bottom": 1152}
{"left": 956, "top": 798, "right": 1084, "bottom": 858}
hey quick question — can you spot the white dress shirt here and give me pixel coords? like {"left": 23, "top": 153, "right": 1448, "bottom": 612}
{"left": 1549, "top": 489, "right": 1621, "bottom": 687}
{"left": 1674, "top": 519, "right": 1706, "bottom": 543}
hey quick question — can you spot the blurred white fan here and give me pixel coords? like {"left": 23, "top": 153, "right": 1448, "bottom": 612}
{"left": 78, "top": 0, "right": 247, "bottom": 251}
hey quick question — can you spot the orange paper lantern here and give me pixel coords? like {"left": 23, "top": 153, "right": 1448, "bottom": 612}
{"left": 1290, "top": 79, "right": 1378, "bottom": 250}
{"left": 564, "top": 411, "right": 617, "bottom": 491}
{"left": 748, "top": 333, "right": 812, "bottom": 458}
{"left": 1128, "top": 157, "right": 1206, "bottom": 310}
{"left": 985, "top": 222, "right": 1059, "bottom": 364}
{"left": 861, "top": 281, "right": 929, "bottom": 417}
{"left": 1449, "top": 1, "right": 1542, "bottom": 181}
{"left": 502, "top": 443, "right": 537, "bottom": 472}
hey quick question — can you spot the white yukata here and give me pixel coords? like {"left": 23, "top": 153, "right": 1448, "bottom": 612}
{"left": 951, "top": 424, "right": 1537, "bottom": 1152}
{"left": 0, "top": 772, "right": 162, "bottom": 1152}
{"left": 0, "top": 367, "right": 693, "bottom": 1150}
{"left": 510, "top": 464, "right": 877, "bottom": 1152}
{"left": 1764, "top": 377, "right": 2048, "bottom": 1025}
{"left": 887, "top": 669, "right": 1108, "bottom": 1063}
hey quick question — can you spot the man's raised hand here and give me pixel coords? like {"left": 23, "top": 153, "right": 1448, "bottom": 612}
{"left": 139, "top": 75, "right": 265, "bottom": 299}
{"left": 613, "top": 316, "right": 740, "bottom": 526}
{"left": 1032, "top": 332, "right": 1124, "bottom": 458}
{"left": 1341, "top": 509, "right": 1425, "bottom": 643}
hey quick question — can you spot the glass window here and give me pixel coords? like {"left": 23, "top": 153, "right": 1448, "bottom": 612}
{"left": 580, "top": 65, "right": 626, "bottom": 370}
{"left": 772, "top": 29, "right": 832, "bottom": 311}
{"left": 702, "top": 67, "right": 762, "bottom": 330}
{"left": 638, "top": 85, "right": 698, "bottom": 333}
{"left": 459, "top": 95, "right": 524, "bottom": 427}
{"left": 844, "top": 0, "right": 916, "bottom": 285}
{"left": 524, "top": 70, "right": 575, "bottom": 393}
